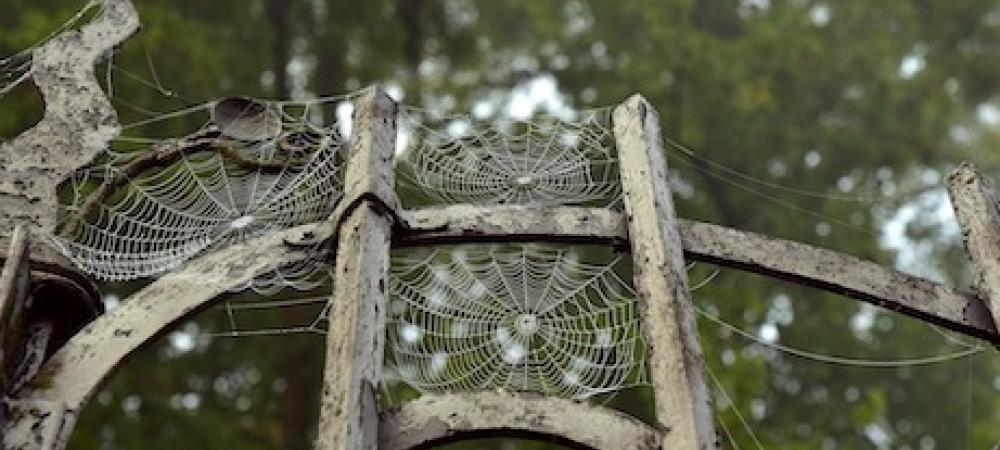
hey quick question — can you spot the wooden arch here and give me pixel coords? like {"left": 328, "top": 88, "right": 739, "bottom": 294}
{"left": 379, "top": 391, "right": 663, "bottom": 450}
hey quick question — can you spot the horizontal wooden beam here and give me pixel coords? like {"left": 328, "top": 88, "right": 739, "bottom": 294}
{"left": 397, "top": 205, "right": 628, "bottom": 247}
{"left": 379, "top": 391, "right": 663, "bottom": 450}
{"left": 396, "top": 206, "right": 999, "bottom": 344}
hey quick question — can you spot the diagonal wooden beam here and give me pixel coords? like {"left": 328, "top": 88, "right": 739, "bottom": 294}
{"left": 680, "top": 219, "right": 998, "bottom": 342}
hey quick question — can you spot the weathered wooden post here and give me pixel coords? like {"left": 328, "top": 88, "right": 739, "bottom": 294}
{"left": 0, "top": 225, "right": 31, "bottom": 395}
{"left": 613, "top": 95, "right": 718, "bottom": 449}
{"left": 314, "top": 87, "right": 398, "bottom": 450}
{"left": 947, "top": 162, "right": 1000, "bottom": 332}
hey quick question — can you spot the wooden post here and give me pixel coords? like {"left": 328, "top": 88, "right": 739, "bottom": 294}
{"left": 947, "top": 162, "right": 1000, "bottom": 330}
{"left": 613, "top": 95, "right": 718, "bottom": 450}
{"left": 314, "top": 88, "right": 397, "bottom": 450}
{"left": 1, "top": 225, "right": 31, "bottom": 395}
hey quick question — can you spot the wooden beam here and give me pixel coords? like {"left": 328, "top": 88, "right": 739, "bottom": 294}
{"left": 681, "top": 219, "right": 998, "bottom": 341}
{"left": 314, "top": 88, "right": 397, "bottom": 450}
{"left": 380, "top": 391, "right": 664, "bottom": 450}
{"left": 397, "top": 204, "right": 628, "bottom": 247}
{"left": 613, "top": 94, "right": 718, "bottom": 450}
{"left": 1, "top": 225, "right": 31, "bottom": 395}
{"left": 394, "top": 205, "right": 998, "bottom": 343}
{"left": 947, "top": 162, "right": 1000, "bottom": 332}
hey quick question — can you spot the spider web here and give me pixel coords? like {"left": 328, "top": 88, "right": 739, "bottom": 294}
{"left": 396, "top": 107, "right": 622, "bottom": 208}
{"left": 51, "top": 96, "right": 355, "bottom": 292}
{"left": 385, "top": 244, "right": 647, "bottom": 399}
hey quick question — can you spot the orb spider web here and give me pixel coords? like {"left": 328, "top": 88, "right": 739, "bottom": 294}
{"left": 51, "top": 96, "right": 354, "bottom": 291}
{"left": 385, "top": 244, "right": 647, "bottom": 399}
{"left": 396, "top": 107, "right": 622, "bottom": 209}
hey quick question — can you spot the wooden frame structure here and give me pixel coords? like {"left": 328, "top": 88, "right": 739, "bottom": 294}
{"left": 2, "top": 2, "right": 999, "bottom": 449}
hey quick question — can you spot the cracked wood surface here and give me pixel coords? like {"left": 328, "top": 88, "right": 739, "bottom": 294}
{"left": 314, "top": 88, "right": 397, "bottom": 450}
{"left": 614, "top": 94, "right": 717, "bottom": 450}
{"left": 0, "top": 0, "right": 139, "bottom": 262}
{"left": 380, "top": 391, "right": 664, "bottom": 450}
{"left": 947, "top": 162, "right": 1000, "bottom": 332}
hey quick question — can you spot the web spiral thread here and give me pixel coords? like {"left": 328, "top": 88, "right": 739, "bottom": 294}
{"left": 397, "top": 107, "right": 622, "bottom": 209}
{"left": 386, "top": 244, "right": 647, "bottom": 399}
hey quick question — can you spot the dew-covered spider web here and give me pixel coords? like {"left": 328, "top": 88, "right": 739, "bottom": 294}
{"left": 51, "top": 94, "right": 357, "bottom": 292}
{"left": 384, "top": 244, "right": 647, "bottom": 399}
{"left": 396, "top": 106, "right": 622, "bottom": 209}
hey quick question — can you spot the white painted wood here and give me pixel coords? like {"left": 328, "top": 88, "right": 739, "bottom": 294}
{"left": 11, "top": 205, "right": 995, "bottom": 426}
{"left": 314, "top": 88, "right": 397, "bottom": 450}
{"left": 614, "top": 94, "right": 718, "bottom": 450}
{"left": 947, "top": 162, "right": 1000, "bottom": 331}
